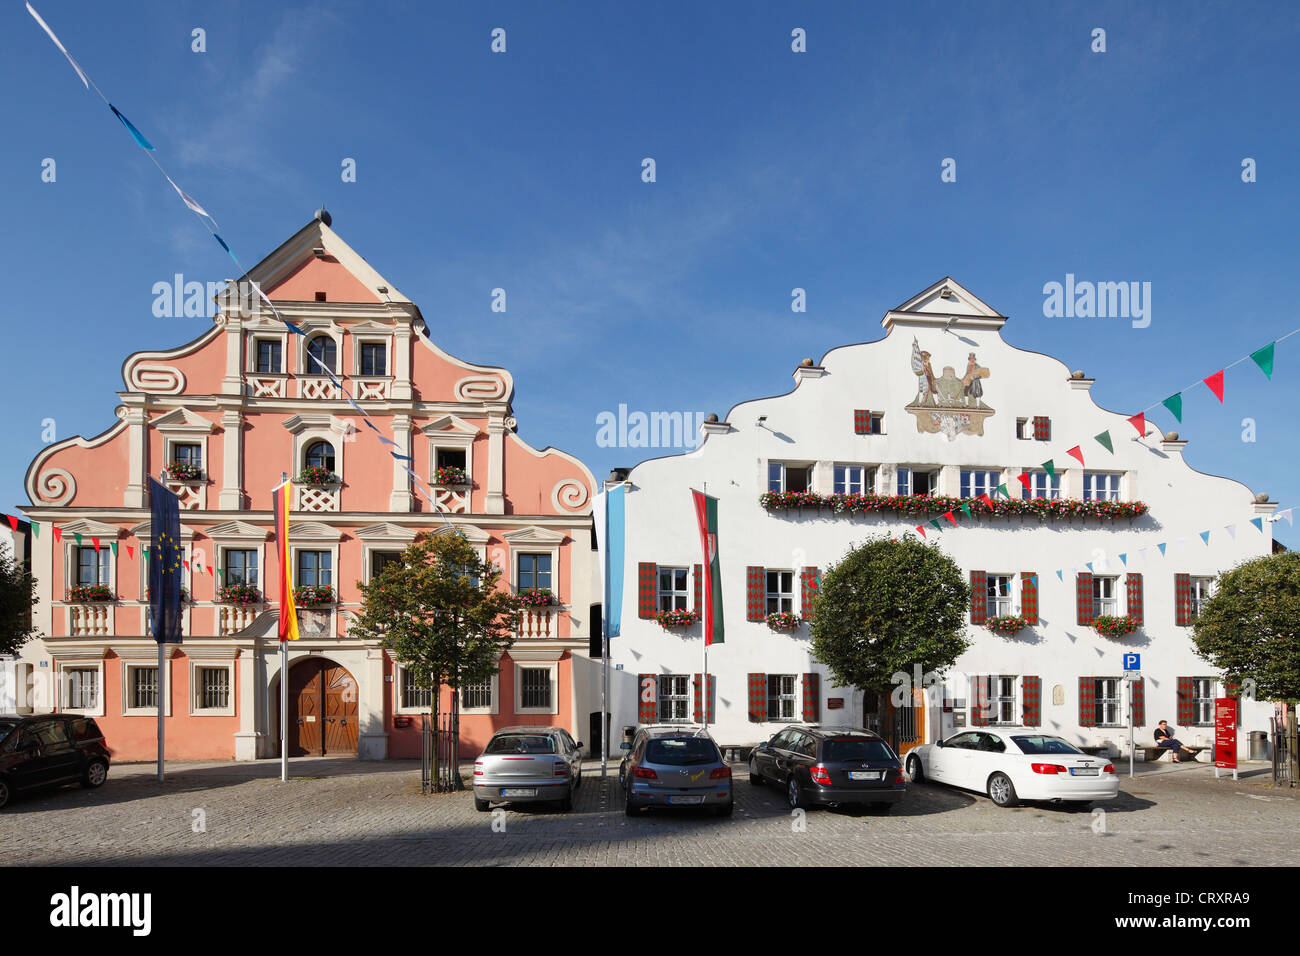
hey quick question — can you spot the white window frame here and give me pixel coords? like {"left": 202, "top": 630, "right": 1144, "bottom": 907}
{"left": 395, "top": 663, "right": 434, "bottom": 715}
{"left": 990, "top": 675, "right": 1018, "bottom": 725}
{"left": 59, "top": 661, "right": 104, "bottom": 717}
{"left": 960, "top": 469, "right": 1001, "bottom": 498}
{"left": 1022, "top": 470, "right": 1061, "bottom": 500}
{"left": 421, "top": 415, "right": 481, "bottom": 489}
{"left": 294, "top": 548, "right": 335, "bottom": 589}
{"left": 1095, "top": 677, "right": 1123, "bottom": 727}
{"left": 1192, "top": 677, "right": 1216, "bottom": 727}
{"left": 1083, "top": 472, "right": 1123, "bottom": 502}
{"left": 1190, "top": 576, "right": 1216, "bottom": 620}
{"left": 250, "top": 333, "right": 286, "bottom": 374}
{"left": 833, "top": 464, "right": 872, "bottom": 495}
{"left": 657, "top": 674, "right": 691, "bottom": 723}
{"left": 1093, "top": 575, "right": 1119, "bottom": 617}
{"left": 353, "top": 335, "right": 392, "bottom": 378}
{"left": 514, "top": 662, "right": 558, "bottom": 715}
{"left": 986, "top": 574, "right": 1014, "bottom": 618}
{"left": 766, "top": 569, "right": 794, "bottom": 615}
{"left": 503, "top": 527, "right": 564, "bottom": 599}
{"left": 121, "top": 661, "right": 171, "bottom": 717}
{"left": 897, "top": 467, "right": 939, "bottom": 496}
{"left": 282, "top": 414, "right": 352, "bottom": 486}
{"left": 767, "top": 674, "right": 798, "bottom": 722}
{"left": 767, "top": 461, "right": 812, "bottom": 493}
{"left": 656, "top": 566, "right": 690, "bottom": 612}
{"left": 190, "top": 661, "right": 236, "bottom": 717}
{"left": 1016, "top": 417, "right": 1032, "bottom": 440}
{"left": 301, "top": 328, "right": 343, "bottom": 375}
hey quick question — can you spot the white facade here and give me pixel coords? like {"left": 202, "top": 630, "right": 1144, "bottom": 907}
{"left": 609, "top": 278, "right": 1276, "bottom": 759}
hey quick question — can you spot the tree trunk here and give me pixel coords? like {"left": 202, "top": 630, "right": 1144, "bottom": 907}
{"left": 450, "top": 684, "right": 463, "bottom": 791}
{"left": 1289, "top": 702, "right": 1299, "bottom": 788}
{"left": 429, "top": 683, "right": 439, "bottom": 794}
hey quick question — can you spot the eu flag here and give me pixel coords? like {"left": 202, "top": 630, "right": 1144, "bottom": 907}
{"left": 148, "top": 477, "right": 184, "bottom": 644}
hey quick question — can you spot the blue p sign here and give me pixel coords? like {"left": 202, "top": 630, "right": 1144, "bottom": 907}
{"left": 1123, "top": 653, "right": 1140, "bottom": 671}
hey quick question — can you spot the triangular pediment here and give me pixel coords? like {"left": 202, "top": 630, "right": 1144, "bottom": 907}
{"left": 356, "top": 522, "right": 419, "bottom": 542}
{"left": 421, "top": 414, "right": 481, "bottom": 437}
{"left": 62, "top": 519, "right": 124, "bottom": 537}
{"left": 128, "top": 520, "right": 196, "bottom": 540}
{"left": 151, "top": 407, "right": 217, "bottom": 433}
{"left": 432, "top": 523, "right": 490, "bottom": 545}
{"left": 882, "top": 278, "right": 1007, "bottom": 333}
{"left": 288, "top": 522, "right": 343, "bottom": 541}
{"left": 502, "top": 525, "right": 566, "bottom": 546}
{"left": 205, "top": 520, "right": 270, "bottom": 540}
{"left": 238, "top": 217, "right": 411, "bottom": 306}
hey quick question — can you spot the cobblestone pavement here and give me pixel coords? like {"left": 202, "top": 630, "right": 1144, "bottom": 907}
{"left": 2, "top": 757, "right": 1297, "bottom": 866}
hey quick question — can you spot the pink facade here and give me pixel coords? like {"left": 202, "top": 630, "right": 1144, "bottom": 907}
{"left": 20, "top": 215, "right": 599, "bottom": 762}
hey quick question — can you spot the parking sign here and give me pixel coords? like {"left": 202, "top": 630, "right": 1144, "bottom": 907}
{"left": 1122, "top": 653, "right": 1140, "bottom": 671}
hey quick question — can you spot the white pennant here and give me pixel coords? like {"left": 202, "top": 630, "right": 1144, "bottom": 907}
{"left": 1225, "top": 524, "right": 1236, "bottom": 540}
{"left": 27, "top": 3, "right": 91, "bottom": 90}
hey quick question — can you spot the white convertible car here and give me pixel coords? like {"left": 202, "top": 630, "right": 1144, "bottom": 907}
{"left": 906, "top": 729, "right": 1120, "bottom": 808}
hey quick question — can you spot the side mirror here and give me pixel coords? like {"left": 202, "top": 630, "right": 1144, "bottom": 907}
{"left": 21, "top": 741, "right": 39, "bottom": 754}
{"left": 934, "top": 737, "right": 944, "bottom": 748}
{"left": 574, "top": 741, "right": 584, "bottom": 750}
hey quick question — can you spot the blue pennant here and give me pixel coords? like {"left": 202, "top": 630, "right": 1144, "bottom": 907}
{"left": 1199, "top": 530, "right": 1211, "bottom": 545}
{"left": 1118, "top": 553, "right": 1127, "bottom": 566}
{"left": 1055, "top": 570, "right": 1063, "bottom": 581}
{"left": 363, "top": 420, "right": 380, "bottom": 433}
{"left": 1250, "top": 516, "right": 1263, "bottom": 532}
{"left": 390, "top": 452, "right": 414, "bottom": 462}
{"left": 284, "top": 320, "right": 306, "bottom": 336}
{"left": 1157, "top": 543, "right": 1167, "bottom": 556}
{"left": 110, "top": 104, "right": 155, "bottom": 150}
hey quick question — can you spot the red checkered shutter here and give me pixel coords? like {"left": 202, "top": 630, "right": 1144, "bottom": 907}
{"left": 970, "top": 570, "right": 987, "bottom": 624}
{"left": 799, "top": 567, "right": 821, "bottom": 620}
{"left": 1076, "top": 572, "right": 1094, "bottom": 626}
{"left": 747, "top": 673, "right": 766, "bottom": 722}
{"left": 1022, "top": 676, "right": 1041, "bottom": 726}
{"left": 1176, "top": 676, "right": 1195, "bottom": 726}
{"left": 693, "top": 674, "right": 716, "bottom": 723}
{"left": 638, "top": 674, "right": 657, "bottom": 724}
{"left": 1020, "top": 571, "right": 1038, "bottom": 625}
{"left": 1079, "top": 676, "right": 1096, "bottom": 727}
{"left": 692, "top": 564, "right": 703, "bottom": 612}
{"left": 1033, "top": 415, "right": 1051, "bottom": 440}
{"left": 1126, "top": 572, "right": 1144, "bottom": 625}
{"left": 1174, "top": 573, "right": 1192, "bottom": 626}
{"left": 1131, "top": 677, "right": 1145, "bottom": 727}
{"left": 637, "top": 563, "right": 658, "bottom": 619}
{"left": 970, "top": 675, "right": 989, "bottom": 727}
{"left": 746, "top": 566, "right": 766, "bottom": 621}
{"left": 802, "top": 673, "right": 820, "bottom": 722}
{"left": 854, "top": 409, "right": 871, "bottom": 435}
{"left": 706, "top": 675, "right": 716, "bottom": 722}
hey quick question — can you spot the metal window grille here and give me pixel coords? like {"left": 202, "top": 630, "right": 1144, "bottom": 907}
{"left": 1093, "top": 577, "right": 1118, "bottom": 617}
{"left": 520, "top": 668, "right": 551, "bottom": 710}
{"left": 766, "top": 571, "right": 794, "bottom": 614}
{"left": 401, "top": 670, "right": 432, "bottom": 709}
{"left": 658, "top": 674, "right": 690, "bottom": 721}
{"left": 1193, "top": 679, "right": 1215, "bottom": 725}
{"left": 65, "top": 668, "right": 98, "bottom": 709}
{"left": 460, "top": 680, "right": 492, "bottom": 710}
{"left": 1095, "top": 678, "right": 1121, "bottom": 726}
{"left": 986, "top": 575, "right": 1013, "bottom": 617}
{"left": 198, "top": 668, "right": 230, "bottom": 710}
{"left": 132, "top": 667, "right": 158, "bottom": 709}
{"left": 657, "top": 567, "right": 689, "bottom": 611}
{"left": 768, "top": 674, "right": 798, "bottom": 721}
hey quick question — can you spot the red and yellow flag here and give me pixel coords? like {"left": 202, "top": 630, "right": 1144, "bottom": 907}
{"left": 272, "top": 483, "right": 299, "bottom": 642}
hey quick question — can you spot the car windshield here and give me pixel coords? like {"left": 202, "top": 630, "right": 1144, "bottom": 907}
{"left": 824, "top": 738, "right": 894, "bottom": 762}
{"left": 646, "top": 737, "right": 719, "bottom": 766}
{"left": 485, "top": 734, "right": 555, "bottom": 755}
{"left": 1011, "top": 735, "right": 1084, "bottom": 755}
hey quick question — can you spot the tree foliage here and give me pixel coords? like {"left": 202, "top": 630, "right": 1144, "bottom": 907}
{"left": 0, "top": 551, "right": 38, "bottom": 657}
{"left": 810, "top": 536, "right": 970, "bottom": 694}
{"left": 1192, "top": 551, "right": 1300, "bottom": 702}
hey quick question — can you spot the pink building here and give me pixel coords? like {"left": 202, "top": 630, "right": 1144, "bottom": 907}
{"left": 18, "top": 214, "right": 599, "bottom": 761}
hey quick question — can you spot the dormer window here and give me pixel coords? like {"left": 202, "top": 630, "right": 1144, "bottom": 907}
{"left": 306, "top": 335, "right": 337, "bottom": 374}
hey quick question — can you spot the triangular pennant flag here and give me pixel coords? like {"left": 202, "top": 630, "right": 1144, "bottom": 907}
{"left": 1250, "top": 343, "right": 1275, "bottom": 380}
{"left": 126, "top": 545, "right": 134, "bottom": 558}
{"left": 214, "top": 233, "right": 232, "bottom": 254}
{"left": 377, "top": 436, "right": 398, "bottom": 447}
{"left": 53, "top": 527, "right": 62, "bottom": 544}
{"left": 1203, "top": 370, "right": 1225, "bottom": 403}
{"left": 1066, "top": 446, "right": 1084, "bottom": 467}
{"left": 916, "top": 525, "right": 926, "bottom": 538}
{"left": 391, "top": 452, "right": 414, "bottom": 462}
{"left": 1095, "top": 430, "right": 1114, "bottom": 453}
{"left": 1055, "top": 570, "right": 1063, "bottom": 581}
{"left": 285, "top": 320, "right": 307, "bottom": 337}
{"left": 1251, "top": 516, "right": 1264, "bottom": 532}
{"left": 1118, "top": 553, "right": 1127, "bottom": 566}
{"left": 1161, "top": 393, "right": 1183, "bottom": 423}
{"left": 143, "top": 547, "right": 149, "bottom": 561}
{"left": 206, "top": 565, "right": 213, "bottom": 576}
{"left": 960, "top": 503, "right": 972, "bottom": 518}
{"left": 217, "top": 568, "right": 224, "bottom": 580}
{"left": 25, "top": 3, "right": 91, "bottom": 89}
{"left": 363, "top": 420, "right": 380, "bottom": 433}
{"left": 1086, "top": 562, "right": 1094, "bottom": 572}
{"left": 995, "top": 484, "right": 1009, "bottom": 498}
{"left": 91, "top": 537, "right": 100, "bottom": 552}
{"left": 1042, "top": 460, "right": 1056, "bottom": 480}
{"left": 978, "top": 493, "right": 992, "bottom": 507}
{"left": 109, "top": 104, "right": 155, "bottom": 150}
{"left": 183, "top": 560, "right": 190, "bottom": 570}
{"left": 1157, "top": 543, "right": 1167, "bottom": 557}
{"left": 1199, "top": 530, "right": 1211, "bottom": 545}
{"left": 1225, "top": 524, "right": 1236, "bottom": 540}
{"left": 1017, "top": 473, "right": 1031, "bottom": 491}
{"left": 165, "top": 175, "right": 215, "bottom": 221}
{"left": 1138, "top": 547, "right": 1148, "bottom": 562}
{"left": 1278, "top": 508, "right": 1294, "bottom": 526}
{"left": 5, "top": 514, "right": 17, "bottom": 532}
{"left": 31, "top": 522, "right": 39, "bottom": 539}
{"left": 74, "top": 533, "right": 82, "bottom": 547}
{"left": 929, "top": 519, "right": 941, "bottom": 531}
{"left": 1127, "top": 413, "right": 1146, "bottom": 436}
{"left": 110, "top": 542, "right": 118, "bottom": 556}
{"left": 943, "top": 510, "right": 957, "bottom": 525}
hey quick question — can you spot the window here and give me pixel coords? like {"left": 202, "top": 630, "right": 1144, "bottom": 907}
{"left": 172, "top": 443, "right": 202, "bottom": 470}
{"left": 990, "top": 676, "right": 1017, "bottom": 725}
{"left": 1093, "top": 576, "right": 1118, "bottom": 617}
{"left": 657, "top": 567, "right": 689, "bottom": 612}
{"left": 767, "top": 674, "right": 798, "bottom": 721}
{"left": 1083, "top": 473, "right": 1122, "bottom": 502}
{"left": 897, "top": 467, "right": 938, "bottom": 496}
{"left": 223, "top": 549, "right": 258, "bottom": 587}
{"left": 1190, "top": 678, "right": 1215, "bottom": 726}
{"left": 76, "top": 547, "right": 111, "bottom": 586}
{"left": 1021, "top": 471, "right": 1061, "bottom": 500}
{"left": 371, "top": 550, "right": 403, "bottom": 580}
{"left": 765, "top": 570, "right": 793, "bottom": 614}
{"left": 1094, "top": 678, "right": 1122, "bottom": 726}
{"left": 401, "top": 669, "right": 432, "bottom": 709}
{"left": 461, "top": 679, "right": 492, "bottom": 710}
{"left": 1016, "top": 417, "right": 1032, "bottom": 440}
{"left": 657, "top": 674, "right": 690, "bottom": 722}
{"left": 517, "top": 553, "right": 552, "bottom": 591}
{"left": 360, "top": 342, "right": 387, "bottom": 376}
{"left": 1190, "top": 577, "right": 1216, "bottom": 620}
{"left": 255, "top": 339, "right": 282, "bottom": 373}
{"left": 435, "top": 448, "right": 466, "bottom": 472}
{"left": 195, "top": 667, "right": 230, "bottom": 711}
{"left": 867, "top": 412, "right": 885, "bottom": 435}
{"left": 304, "top": 440, "right": 336, "bottom": 472}
{"left": 131, "top": 666, "right": 158, "bottom": 709}
{"left": 306, "top": 335, "right": 337, "bottom": 374}
{"left": 834, "top": 464, "right": 873, "bottom": 495}
{"left": 64, "top": 667, "right": 99, "bottom": 710}
{"left": 768, "top": 462, "right": 811, "bottom": 493}
{"left": 519, "top": 667, "right": 552, "bottom": 710}
{"left": 986, "top": 575, "right": 1013, "bottom": 617}
{"left": 297, "top": 551, "right": 332, "bottom": 588}
{"left": 960, "top": 470, "right": 1000, "bottom": 498}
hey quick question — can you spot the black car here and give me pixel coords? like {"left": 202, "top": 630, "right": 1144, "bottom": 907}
{"left": 748, "top": 725, "right": 905, "bottom": 812}
{"left": 0, "top": 714, "right": 112, "bottom": 810}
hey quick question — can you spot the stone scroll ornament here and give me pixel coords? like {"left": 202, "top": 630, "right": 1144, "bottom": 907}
{"left": 551, "top": 478, "right": 590, "bottom": 513}
{"left": 904, "top": 336, "right": 994, "bottom": 440}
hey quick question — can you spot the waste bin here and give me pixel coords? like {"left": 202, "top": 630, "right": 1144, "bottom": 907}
{"left": 621, "top": 725, "right": 637, "bottom": 751}
{"left": 1249, "top": 730, "right": 1269, "bottom": 761}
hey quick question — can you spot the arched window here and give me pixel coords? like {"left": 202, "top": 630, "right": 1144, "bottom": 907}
{"left": 306, "top": 335, "right": 337, "bottom": 374}
{"left": 304, "top": 440, "right": 335, "bottom": 472}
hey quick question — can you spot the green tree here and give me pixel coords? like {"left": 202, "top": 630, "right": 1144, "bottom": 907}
{"left": 0, "top": 551, "right": 38, "bottom": 656}
{"left": 810, "top": 536, "right": 970, "bottom": 718}
{"left": 349, "top": 531, "right": 520, "bottom": 790}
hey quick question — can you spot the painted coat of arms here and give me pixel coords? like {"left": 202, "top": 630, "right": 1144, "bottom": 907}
{"left": 905, "top": 337, "right": 994, "bottom": 440}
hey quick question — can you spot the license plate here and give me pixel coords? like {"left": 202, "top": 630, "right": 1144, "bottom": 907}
{"left": 501, "top": 788, "right": 537, "bottom": 797}
{"left": 1070, "top": 768, "right": 1099, "bottom": 776}
{"left": 668, "top": 795, "right": 704, "bottom": 805}
{"left": 849, "top": 771, "right": 883, "bottom": 781}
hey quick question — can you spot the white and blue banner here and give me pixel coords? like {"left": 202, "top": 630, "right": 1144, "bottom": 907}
{"left": 593, "top": 483, "right": 626, "bottom": 639}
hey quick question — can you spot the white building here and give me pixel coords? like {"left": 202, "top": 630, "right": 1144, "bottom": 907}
{"left": 608, "top": 278, "right": 1276, "bottom": 760}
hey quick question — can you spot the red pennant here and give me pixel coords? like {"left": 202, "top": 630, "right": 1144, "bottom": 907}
{"left": 206, "top": 565, "right": 213, "bottom": 576}
{"left": 1066, "top": 445, "right": 1085, "bottom": 467}
{"left": 126, "top": 545, "right": 134, "bottom": 559}
{"left": 91, "top": 537, "right": 100, "bottom": 552}
{"left": 1017, "top": 472, "right": 1031, "bottom": 490}
{"left": 53, "top": 527, "right": 62, "bottom": 543}
{"left": 915, "top": 525, "right": 926, "bottom": 538}
{"left": 1127, "top": 412, "right": 1146, "bottom": 436}
{"left": 4, "top": 514, "right": 17, "bottom": 532}
{"left": 943, "top": 510, "right": 957, "bottom": 524}
{"left": 978, "top": 493, "right": 993, "bottom": 507}
{"left": 1204, "top": 369, "right": 1225, "bottom": 402}
{"left": 183, "top": 560, "right": 190, "bottom": 570}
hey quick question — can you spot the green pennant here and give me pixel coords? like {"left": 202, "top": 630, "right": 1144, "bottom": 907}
{"left": 1251, "top": 342, "right": 1275, "bottom": 380}
{"left": 110, "top": 542, "right": 118, "bottom": 557}
{"left": 995, "top": 483, "right": 1009, "bottom": 498}
{"left": 74, "top": 533, "right": 83, "bottom": 547}
{"left": 1161, "top": 393, "right": 1183, "bottom": 422}
{"left": 143, "top": 547, "right": 150, "bottom": 562}
{"left": 929, "top": 519, "right": 941, "bottom": 530}
{"left": 1095, "top": 430, "right": 1113, "bottom": 453}
{"left": 31, "top": 522, "right": 39, "bottom": 539}
{"left": 960, "top": 502, "right": 972, "bottom": 518}
{"left": 1042, "top": 460, "right": 1055, "bottom": 480}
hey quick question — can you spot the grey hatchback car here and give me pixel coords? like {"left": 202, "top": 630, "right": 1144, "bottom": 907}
{"left": 622, "top": 726, "right": 733, "bottom": 817}
{"left": 473, "top": 726, "right": 584, "bottom": 812}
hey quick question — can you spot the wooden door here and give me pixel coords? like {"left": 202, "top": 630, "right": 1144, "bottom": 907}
{"left": 322, "top": 665, "right": 359, "bottom": 754}
{"left": 289, "top": 659, "right": 324, "bottom": 756}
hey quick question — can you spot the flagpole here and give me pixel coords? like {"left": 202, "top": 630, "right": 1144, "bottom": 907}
{"left": 281, "top": 638, "right": 288, "bottom": 783}
{"left": 701, "top": 482, "right": 708, "bottom": 732}
{"left": 156, "top": 622, "right": 164, "bottom": 783}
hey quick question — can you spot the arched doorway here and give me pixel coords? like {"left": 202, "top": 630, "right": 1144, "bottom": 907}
{"left": 287, "top": 657, "right": 359, "bottom": 756}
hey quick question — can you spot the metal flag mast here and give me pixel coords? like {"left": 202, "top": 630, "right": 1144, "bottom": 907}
{"left": 273, "top": 473, "right": 290, "bottom": 783}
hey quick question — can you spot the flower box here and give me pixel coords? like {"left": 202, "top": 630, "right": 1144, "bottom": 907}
{"left": 759, "top": 491, "right": 1148, "bottom": 522}
{"left": 986, "top": 614, "right": 1029, "bottom": 635}
{"left": 294, "top": 584, "right": 336, "bottom": 607}
{"left": 217, "top": 584, "right": 263, "bottom": 605}
{"left": 65, "top": 584, "right": 114, "bottom": 603}
{"left": 517, "top": 587, "right": 556, "bottom": 608}
{"left": 1094, "top": 614, "right": 1138, "bottom": 637}
{"left": 296, "top": 466, "right": 339, "bottom": 486}
{"left": 766, "top": 611, "right": 803, "bottom": 631}
{"left": 434, "top": 465, "right": 470, "bottom": 486}
{"left": 164, "top": 462, "right": 203, "bottom": 482}
{"left": 655, "top": 608, "right": 700, "bottom": 628}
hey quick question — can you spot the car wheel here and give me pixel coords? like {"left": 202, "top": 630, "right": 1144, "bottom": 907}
{"left": 716, "top": 799, "right": 734, "bottom": 818}
{"left": 748, "top": 761, "right": 764, "bottom": 786}
{"left": 558, "top": 786, "right": 574, "bottom": 812}
{"left": 624, "top": 796, "right": 640, "bottom": 817}
{"left": 82, "top": 759, "right": 108, "bottom": 789}
{"left": 906, "top": 754, "right": 923, "bottom": 783}
{"left": 787, "top": 775, "right": 803, "bottom": 810}
{"left": 0, "top": 778, "right": 9, "bottom": 810}
{"left": 474, "top": 797, "right": 491, "bottom": 812}
{"left": 988, "top": 772, "right": 1019, "bottom": 808}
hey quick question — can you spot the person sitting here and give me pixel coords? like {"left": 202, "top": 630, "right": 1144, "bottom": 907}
{"left": 1154, "top": 720, "right": 1198, "bottom": 762}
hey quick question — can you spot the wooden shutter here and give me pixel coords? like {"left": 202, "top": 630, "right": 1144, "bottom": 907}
{"left": 1079, "top": 676, "right": 1097, "bottom": 727}
{"left": 1126, "top": 572, "right": 1144, "bottom": 625}
{"left": 970, "top": 675, "right": 990, "bottom": 727}
{"left": 1174, "top": 573, "right": 1192, "bottom": 626}
{"left": 637, "top": 673, "right": 657, "bottom": 724}
{"left": 1020, "top": 571, "right": 1038, "bottom": 625}
{"left": 802, "top": 673, "right": 821, "bottom": 722}
{"left": 1022, "top": 676, "right": 1042, "bottom": 726}
{"left": 747, "top": 673, "right": 766, "bottom": 722}
{"left": 970, "top": 570, "right": 988, "bottom": 624}
{"left": 799, "top": 567, "right": 821, "bottom": 620}
{"left": 637, "top": 563, "right": 658, "bottom": 619}
{"left": 1076, "top": 572, "right": 1094, "bottom": 626}
{"left": 854, "top": 409, "right": 871, "bottom": 435}
{"left": 1131, "top": 677, "right": 1145, "bottom": 727}
{"left": 693, "top": 564, "right": 703, "bottom": 612}
{"left": 692, "top": 674, "right": 716, "bottom": 723}
{"left": 1176, "top": 676, "right": 1195, "bottom": 726}
{"left": 746, "top": 566, "right": 766, "bottom": 621}
{"left": 1033, "top": 415, "right": 1051, "bottom": 440}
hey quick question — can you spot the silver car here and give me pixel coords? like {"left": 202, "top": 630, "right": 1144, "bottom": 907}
{"left": 623, "top": 726, "right": 733, "bottom": 817}
{"left": 473, "top": 726, "right": 584, "bottom": 812}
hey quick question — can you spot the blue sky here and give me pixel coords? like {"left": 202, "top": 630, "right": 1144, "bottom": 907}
{"left": 2, "top": 0, "right": 1296, "bottom": 547}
